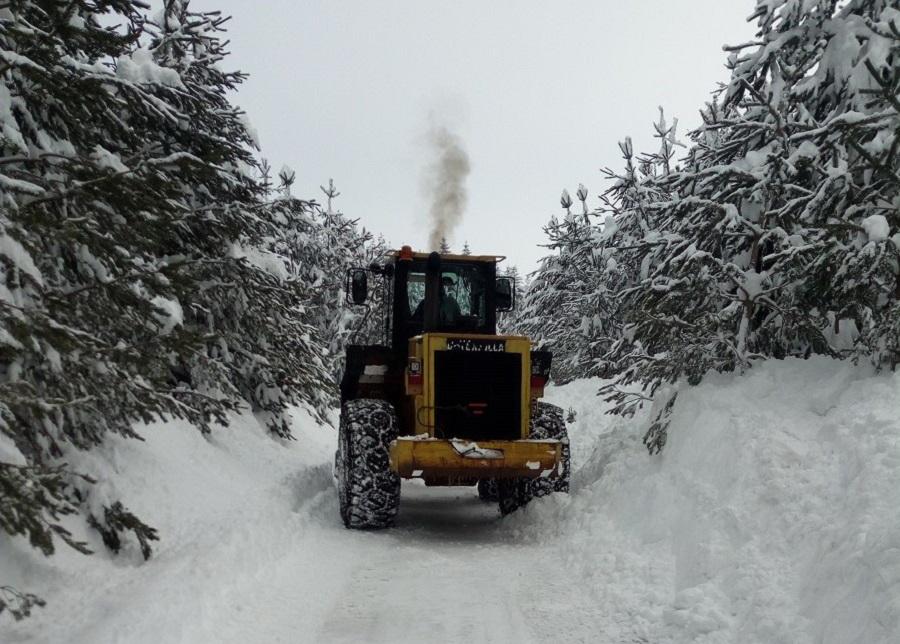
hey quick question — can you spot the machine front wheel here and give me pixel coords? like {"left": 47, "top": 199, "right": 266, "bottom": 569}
{"left": 336, "top": 399, "right": 401, "bottom": 529}
{"left": 477, "top": 479, "right": 499, "bottom": 502}
{"left": 529, "top": 402, "right": 571, "bottom": 497}
{"left": 498, "top": 402, "right": 571, "bottom": 515}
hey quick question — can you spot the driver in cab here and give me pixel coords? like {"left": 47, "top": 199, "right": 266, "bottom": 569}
{"left": 439, "top": 275, "right": 462, "bottom": 324}
{"left": 412, "top": 274, "right": 461, "bottom": 325}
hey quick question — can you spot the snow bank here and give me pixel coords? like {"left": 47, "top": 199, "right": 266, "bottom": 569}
{"left": 1, "top": 406, "right": 337, "bottom": 643}
{"left": 524, "top": 357, "right": 900, "bottom": 643}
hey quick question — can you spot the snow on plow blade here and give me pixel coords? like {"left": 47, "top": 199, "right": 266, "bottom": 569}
{"left": 389, "top": 437, "right": 562, "bottom": 480}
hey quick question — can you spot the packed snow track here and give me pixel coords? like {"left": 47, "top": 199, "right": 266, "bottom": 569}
{"left": 4, "top": 400, "right": 603, "bottom": 644}
{"left": 310, "top": 483, "right": 597, "bottom": 643}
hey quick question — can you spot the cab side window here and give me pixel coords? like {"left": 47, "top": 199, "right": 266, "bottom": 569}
{"left": 408, "top": 272, "right": 426, "bottom": 316}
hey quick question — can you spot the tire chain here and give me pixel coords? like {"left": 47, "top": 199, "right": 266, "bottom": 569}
{"left": 495, "top": 401, "right": 571, "bottom": 515}
{"left": 337, "top": 399, "right": 401, "bottom": 529}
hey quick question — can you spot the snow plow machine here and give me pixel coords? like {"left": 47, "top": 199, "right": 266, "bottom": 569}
{"left": 335, "top": 246, "right": 570, "bottom": 528}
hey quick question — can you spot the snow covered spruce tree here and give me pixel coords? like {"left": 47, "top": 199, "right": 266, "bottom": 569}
{"left": 518, "top": 186, "right": 609, "bottom": 382}
{"left": 353, "top": 232, "right": 391, "bottom": 345}
{"left": 266, "top": 174, "right": 385, "bottom": 381}
{"left": 149, "top": 1, "right": 335, "bottom": 437}
{"left": 313, "top": 179, "right": 387, "bottom": 370}
{"left": 1, "top": 0, "right": 180, "bottom": 575}
{"left": 521, "top": 114, "right": 679, "bottom": 386}
{"left": 0, "top": 0, "right": 333, "bottom": 602}
{"left": 601, "top": 0, "right": 900, "bottom": 452}
{"left": 588, "top": 122, "right": 682, "bottom": 379}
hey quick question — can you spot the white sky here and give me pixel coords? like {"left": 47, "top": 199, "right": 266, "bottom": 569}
{"left": 193, "top": 0, "right": 757, "bottom": 272}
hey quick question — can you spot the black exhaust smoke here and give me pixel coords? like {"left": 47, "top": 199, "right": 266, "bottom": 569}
{"left": 422, "top": 118, "right": 470, "bottom": 251}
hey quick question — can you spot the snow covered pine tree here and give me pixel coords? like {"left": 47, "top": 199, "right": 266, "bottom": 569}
{"left": 0, "top": 0, "right": 333, "bottom": 613}
{"left": 266, "top": 174, "right": 383, "bottom": 384}
{"left": 150, "top": 1, "right": 334, "bottom": 437}
{"left": 601, "top": 0, "right": 900, "bottom": 452}
{"left": 593, "top": 125, "right": 679, "bottom": 379}
{"left": 518, "top": 186, "right": 603, "bottom": 383}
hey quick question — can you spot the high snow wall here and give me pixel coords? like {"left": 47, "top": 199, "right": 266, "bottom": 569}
{"left": 530, "top": 357, "right": 900, "bottom": 643}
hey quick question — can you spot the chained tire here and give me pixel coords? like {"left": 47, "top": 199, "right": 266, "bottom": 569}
{"left": 336, "top": 399, "right": 401, "bottom": 529}
{"left": 529, "top": 402, "right": 571, "bottom": 497}
{"left": 477, "top": 479, "right": 499, "bottom": 502}
{"left": 497, "top": 477, "right": 532, "bottom": 516}
{"left": 498, "top": 402, "right": 571, "bottom": 515}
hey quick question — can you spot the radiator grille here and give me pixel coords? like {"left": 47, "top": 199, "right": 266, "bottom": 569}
{"left": 433, "top": 350, "right": 521, "bottom": 440}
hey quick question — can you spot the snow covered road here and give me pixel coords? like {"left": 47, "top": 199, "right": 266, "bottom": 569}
{"left": 4, "top": 404, "right": 619, "bottom": 644}
{"left": 310, "top": 485, "right": 589, "bottom": 643}
{"left": 197, "top": 479, "right": 608, "bottom": 644}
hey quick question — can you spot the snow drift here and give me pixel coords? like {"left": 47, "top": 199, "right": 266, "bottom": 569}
{"left": 1, "top": 407, "right": 338, "bottom": 643}
{"left": 530, "top": 356, "right": 900, "bottom": 643}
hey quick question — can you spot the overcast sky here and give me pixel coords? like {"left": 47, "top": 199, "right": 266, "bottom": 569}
{"left": 192, "top": 0, "right": 757, "bottom": 272}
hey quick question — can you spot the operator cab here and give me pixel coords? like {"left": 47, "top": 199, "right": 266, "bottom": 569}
{"left": 341, "top": 246, "right": 518, "bottom": 404}
{"left": 404, "top": 261, "right": 490, "bottom": 335}
{"left": 390, "top": 247, "right": 514, "bottom": 349}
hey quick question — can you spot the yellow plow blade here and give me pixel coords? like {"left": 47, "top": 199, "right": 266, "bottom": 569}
{"left": 389, "top": 437, "right": 562, "bottom": 480}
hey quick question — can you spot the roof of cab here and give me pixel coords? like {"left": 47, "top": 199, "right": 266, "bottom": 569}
{"left": 387, "top": 249, "right": 506, "bottom": 263}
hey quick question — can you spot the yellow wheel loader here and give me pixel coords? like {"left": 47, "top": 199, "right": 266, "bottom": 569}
{"left": 336, "top": 246, "right": 569, "bottom": 529}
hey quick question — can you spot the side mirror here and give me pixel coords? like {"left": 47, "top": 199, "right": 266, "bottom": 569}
{"left": 496, "top": 277, "right": 515, "bottom": 312}
{"left": 347, "top": 269, "right": 368, "bottom": 305}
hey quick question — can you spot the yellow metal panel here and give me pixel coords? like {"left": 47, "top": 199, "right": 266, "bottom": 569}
{"left": 409, "top": 332, "right": 535, "bottom": 439}
{"left": 506, "top": 336, "right": 532, "bottom": 437}
{"left": 389, "top": 438, "right": 561, "bottom": 480}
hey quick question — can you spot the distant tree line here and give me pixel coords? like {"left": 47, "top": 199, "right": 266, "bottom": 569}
{"left": 515, "top": 0, "right": 899, "bottom": 452}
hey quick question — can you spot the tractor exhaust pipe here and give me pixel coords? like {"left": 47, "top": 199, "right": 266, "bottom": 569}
{"left": 424, "top": 251, "right": 442, "bottom": 331}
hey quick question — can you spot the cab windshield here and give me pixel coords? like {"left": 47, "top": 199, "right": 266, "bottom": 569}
{"left": 408, "top": 262, "right": 487, "bottom": 330}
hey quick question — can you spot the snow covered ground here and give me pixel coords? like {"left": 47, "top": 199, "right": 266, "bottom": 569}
{"left": 3, "top": 357, "right": 900, "bottom": 643}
